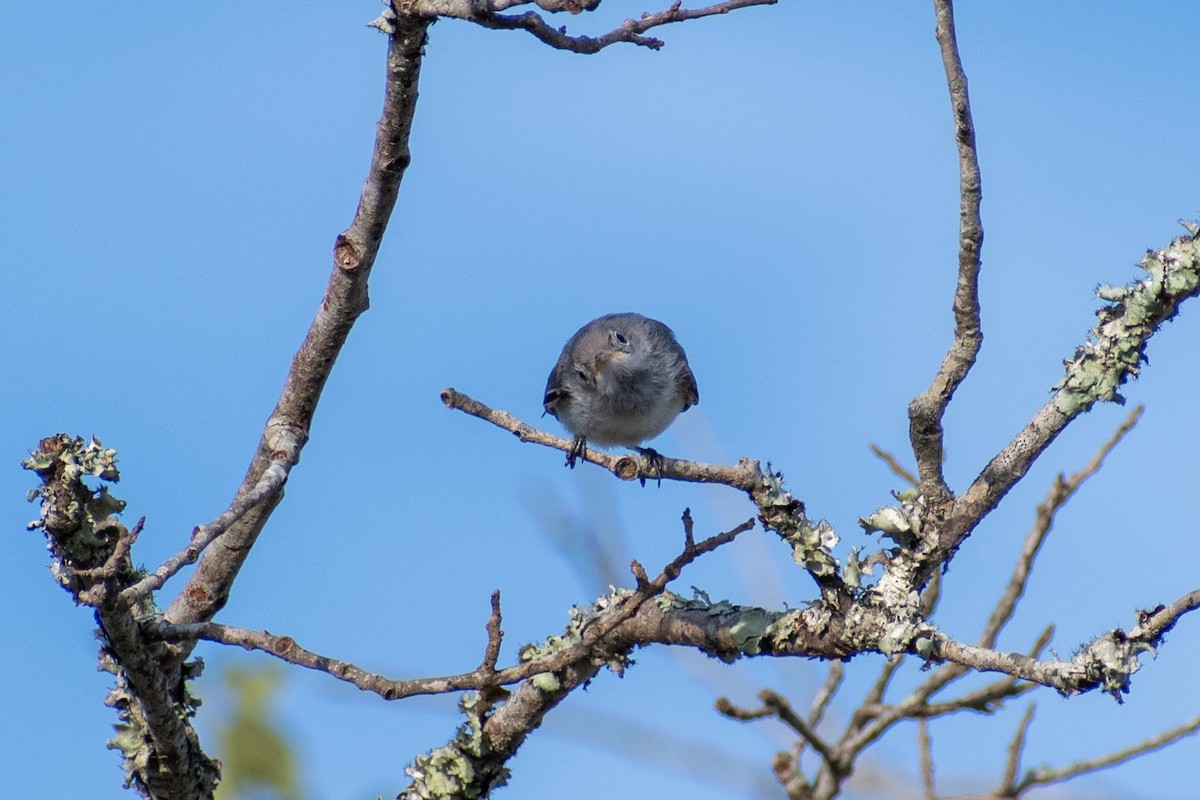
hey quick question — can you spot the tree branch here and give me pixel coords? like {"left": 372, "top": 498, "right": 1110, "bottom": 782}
{"left": 996, "top": 702, "right": 1035, "bottom": 796}
{"left": 162, "top": 16, "right": 432, "bottom": 628}
{"left": 978, "top": 406, "right": 1143, "bottom": 648}
{"left": 935, "top": 230, "right": 1200, "bottom": 568}
{"left": 442, "top": 387, "right": 850, "bottom": 603}
{"left": 411, "top": 0, "right": 777, "bottom": 53}
{"left": 917, "top": 718, "right": 937, "bottom": 800}
{"left": 907, "top": 0, "right": 985, "bottom": 506}
{"left": 121, "top": 459, "right": 292, "bottom": 605}
{"left": 1013, "top": 711, "right": 1200, "bottom": 792}
{"left": 927, "top": 589, "right": 1200, "bottom": 699}
{"left": 150, "top": 516, "right": 757, "bottom": 702}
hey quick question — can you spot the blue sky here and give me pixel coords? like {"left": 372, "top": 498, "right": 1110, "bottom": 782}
{"left": 3, "top": 3, "right": 1199, "bottom": 799}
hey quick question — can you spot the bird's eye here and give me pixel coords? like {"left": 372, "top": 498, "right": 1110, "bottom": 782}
{"left": 613, "top": 331, "right": 629, "bottom": 346}
{"left": 576, "top": 369, "right": 589, "bottom": 382}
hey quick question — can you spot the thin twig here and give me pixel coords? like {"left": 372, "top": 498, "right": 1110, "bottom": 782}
{"left": 979, "top": 406, "right": 1143, "bottom": 648}
{"left": 1014, "top": 712, "right": 1200, "bottom": 792}
{"left": 997, "top": 702, "right": 1035, "bottom": 795}
{"left": 75, "top": 517, "right": 144, "bottom": 585}
{"left": 846, "top": 626, "right": 1048, "bottom": 758}
{"left": 441, "top": 388, "right": 761, "bottom": 488}
{"left": 122, "top": 460, "right": 292, "bottom": 604}
{"left": 808, "top": 661, "right": 844, "bottom": 728}
{"left": 917, "top": 718, "right": 937, "bottom": 800}
{"left": 761, "top": 690, "right": 843, "bottom": 777}
{"left": 480, "top": 590, "right": 504, "bottom": 674}
{"left": 714, "top": 696, "right": 774, "bottom": 721}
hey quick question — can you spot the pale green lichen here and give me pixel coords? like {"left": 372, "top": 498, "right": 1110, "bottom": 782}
{"left": 367, "top": 1, "right": 396, "bottom": 34}
{"left": 757, "top": 467, "right": 840, "bottom": 578}
{"left": 1075, "top": 632, "right": 1156, "bottom": 701}
{"left": 859, "top": 492, "right": 927, "bottom": 551}
{"left": 728, "top": 608, "right": 772, "bottom": 655}
{"left": 1053, "top": 230, "right": 1200, "bottom": 416}
{"left": 518, "top": 588, "right": 636, "bottom": 690}
{"left": 23, "top": 433, "right": 130, "bottom": 585}
{"left": 103, "top": 654, "right": 211, "bottom": 795}
{"left": 400, "top": 693, "right": 510, "bottom": 800}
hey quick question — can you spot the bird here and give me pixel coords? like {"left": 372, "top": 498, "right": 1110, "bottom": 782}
{"left": 543, "top": 313, "right": 698, "bottom": 473}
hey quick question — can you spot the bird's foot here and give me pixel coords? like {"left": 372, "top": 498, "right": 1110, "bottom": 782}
{"left": 635, "top": 447, "right": 665, "bottom": 487}
{"left": 566, "top": 435, "right": 588, "bottom": 468}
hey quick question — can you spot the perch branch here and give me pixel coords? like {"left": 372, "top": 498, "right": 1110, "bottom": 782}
{"left": 441, "top": 387, "right": 762, "bottom": 489}
{"left": 442, "top": 387, "right": 850, "bottom": 603}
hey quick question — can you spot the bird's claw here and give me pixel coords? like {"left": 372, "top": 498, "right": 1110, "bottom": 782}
{"left": 636, "top": 447, "right": 665, "bottom": 487}
{"left": 566, "top": 435, "right": 588, "bottom": 468}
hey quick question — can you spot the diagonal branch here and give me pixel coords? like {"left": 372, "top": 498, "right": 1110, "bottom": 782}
{"left": 907, "top": 0, "right": 985, "bottom": 506}
{"left": 933, "top": 230, "right": 1200, "bottom": 568}
{"left": 978, "top": 405, "right": 1143, "bottom": 648}
{"left": 996, "top": 702, "right": 1036, "bottom": 796}
{"left": 1013, "top": 712, "right": 1200, "bottom": 793}
{"left": 122, "top": 460, "right": 292, "bottom": 604}
{"left": 162, "top": 16, "right": 432, "bottom": 628}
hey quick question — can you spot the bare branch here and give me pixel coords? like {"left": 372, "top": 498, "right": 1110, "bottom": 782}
{"left": 860, "top": 655, "right": 906, "bottom": 715}
{"left": 844, "top": 626, "right": 1048, "bottom": 760}
{"left": 979, "top": 406, "right": 1143, "bottom": 648}
{"left": 917, "top": 718, "right": 936, "bottom": 800}
{"left": 427, "top": 0, "right": 777, "bottom": 54}
{"left": 1013, "top": 712, "right": 1200, "bottom": 792}
{"left": 996, "top": 702, "right": 1035, "bottom": 796}
{"left": 442, "top": 387, "right": 762, "bottom": 488}
{"left": 908, "top": 0, "right": 985, "bottom": 505}
{"left": 480, "top": 590, "right": 504, "bottom": 674}
{"left": 443, "top": 387, "right": 850, "bottom": 602}
{"left": 760, "top": 689, "right": 843, "bottom": 777}
{"left": 121, "top": 457, "right": 293, "bottom": 604}
{"left": 908, "top": 680, "right": 1038, "bottom": 719}
{"left": 714, "top": 696, "right": 775, "bottom": 721}
{"left": 149, "top": 518, "right": 757, "bottom": 701}
{"left": 808, "top": 660, "right": 844, "bottom": 728}
{"left": 162, "top": 17, "right": 432, "bottom": 628}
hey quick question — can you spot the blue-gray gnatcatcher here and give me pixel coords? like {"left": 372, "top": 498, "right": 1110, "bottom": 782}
{"left": 543, "top": 312, "right": 698, "bottom": 469}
